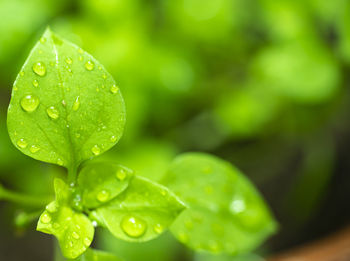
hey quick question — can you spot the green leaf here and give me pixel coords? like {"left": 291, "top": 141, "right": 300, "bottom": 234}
{"left": 95, "top": 176, "right": 186, "bottom": 242}
{"left": 78, "top": 162, "right": 134, "bottom": 209}
{"left": 7, "top": 28, "right": 126, "bottom": 168}
{"left": 71, "top": 249, "right": 123, "bottom": 261}
{"left": 37, "top": 178, "right": 94, "bottom": 259}
{"left": 162, "top": 153, "right": 277, "bottom": 255}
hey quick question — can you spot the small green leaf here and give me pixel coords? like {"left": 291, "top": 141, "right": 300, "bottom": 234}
{"left": 95, "top": 176, "right": 186, "bottom": 242}
{"left": 37, "top": 179, "right": 94, "bottom": 259}
{"left": 71, "top": 248, "right": 123, "bottom": 261}
{"left": 7, "top": 28, "right": 126, "bottom": 168}
{"left": 78, "top": 162, "right": 134, "bottom": 208}
{"left": 162, "top": 153, "right": 277, "bottom": 255}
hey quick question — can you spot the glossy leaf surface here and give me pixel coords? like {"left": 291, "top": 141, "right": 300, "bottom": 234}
{"left": 7, "top": 28, "right": 126, "bottom": 168}
{"left": 95, "top": 176, "right": 186, "bottom": 242}
{"left": 162, "top": 153, "right": 277, "bottom": 255}
{"left": 78, "top": 162, "right": 134, "bottom": 208}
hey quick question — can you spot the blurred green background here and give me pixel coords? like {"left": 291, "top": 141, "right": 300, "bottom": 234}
{"left": 1, "top": 0, "right": 350, "bottom": 260}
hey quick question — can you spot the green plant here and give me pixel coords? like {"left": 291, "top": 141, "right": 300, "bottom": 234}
{"left": 4, "top": 28, "right": 277, "bottom": 260}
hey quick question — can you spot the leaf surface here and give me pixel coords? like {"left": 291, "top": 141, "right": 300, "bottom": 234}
{"left": 37, "top": 179, "right": 94, "bottom": 259}
{"left": 162, "top": 153, "right": 277, "bottom": 255}
{"left": 95, "top": 176, "right": 185, "bottom": 242}
{"left": 72, "top": 249, "right": 123, "bottom": 261}
{"left": 78, "top": 162, "right": 134, "bottom": 208}
{"left": 7, "top": 28, "right": 126, "bottom": 168}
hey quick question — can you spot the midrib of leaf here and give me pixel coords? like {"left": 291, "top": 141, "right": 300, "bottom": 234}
{"left": 50, "top": 34, "right": 77, "bottom": 179}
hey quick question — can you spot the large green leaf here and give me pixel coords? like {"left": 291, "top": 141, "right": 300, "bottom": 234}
{"left": 162, "top": 153, "right": 277, "bottom": 255}
{"left": 95, "top": 176, "right": 186, "bottom": 242}
{"left": 7, "top": 28, "right": 126, "bottom": 169}
{"left": 37, "top": 179, "right": 94, "bottom": 259}
{"left": 78, "top": 162, "right": 134, "bottom": 209}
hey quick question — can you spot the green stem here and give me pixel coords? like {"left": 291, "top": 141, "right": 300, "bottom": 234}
{"left": 67, "top": 163, "right": 78, "bottom": 186}
{"left": 0, "top": 185, "right": 51, "bottom": 207}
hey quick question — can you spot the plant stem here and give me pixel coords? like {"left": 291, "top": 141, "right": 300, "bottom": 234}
{"left": 67, "top": 163, "right": 78, "bottom": 186}
{"left": 0, "top": 185, "right": 51, "bottom": 207}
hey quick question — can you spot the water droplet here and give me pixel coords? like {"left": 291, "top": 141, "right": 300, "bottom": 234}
{"left": 40, "top": 213, "right": 51, "bottom": 224}
{"left": 102, "top": 74, "right": 107, "bottom": 79}
{"left": 20, "top": 71, "right": 25, "bottom": 76}
{"left": 46, "top": 202, "right": 58, "bottom": 213}
{"left": 21, "top": 94, "right": 40, "bottom": 112}
{"left": 13, "top": 86, "right": 18, "bottom": 91}
{"left": 69, "top": 241, "right": 73, "bottom": 247}
{"left": 85, "top": 60, "right": 94, "bottom": 71}
{"left": 76, "top": 224, "right": 81, "bottom": 230}
{"left": 96, "top": 87, "right": 100, "bottom": 92}
{"left": 57, "top": 158, "right": 64, "bottom": 166}
{"left": 46, "top": 106, "right": 59, "bottom": 120}
{"left": 30, "top": 145, "right": 40, "bottom": 153}
{"left": 121, "top": 215, "right": 147, "bottom": 238}
{"left": 83, "top": 237, "right": 91, "bottom": 247}
{"left": 97, "top": 190, "right": 110, "bottom": 202}
{"left": 229, "top": 198, "right": 246, "bottom": 214}
{"left": 116, "top": 169, "right": 127, "bottom": 181}
{"left": 110, "top": 84, "right": 119, "bottom": 94}
{"left": 78, "top": 56, "right": 83, "bottom": 61}
{"left": 91, "top": 145, "right": 101, "bottom": 155}
{"left": 32, "top": 62, "right": 46, "bottom": 76}
{"left": 153, "top": 223, "right": 164, "bottom": 234}
{"left": 65, "top": 57, "right": 73, "bottom": 64}
{"left": 17, "top": 139, "right": 28, "bottom": 149}
{"left": 110, "top": 136, "right": 117, "bottom": 142}
{"left": 40, "top": 37, "right": 46, "bottom": 44}
{"left": 72, "top": 231, "right": 80, "bottom": 239}
{"left": 160, "top": 189, "right": 167, "bottom": 196}
{"left": 92, "top": 221, "right": 98, "bottom": 227}
{"left": 78, "top": 48, "right": 84, "bottom": 54}
{"left": 72, "top": 96, "right": 80, "bottom": 111}
{"left": 32, "top": 79, "right": 39, "bottom": 87}
{"left": 62, "top": 100, "right": 66, "bottom": 106}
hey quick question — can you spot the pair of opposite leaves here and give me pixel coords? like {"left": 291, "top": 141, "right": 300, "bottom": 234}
{"left": 7, "top": 29, "right": 277, "bottom": 260}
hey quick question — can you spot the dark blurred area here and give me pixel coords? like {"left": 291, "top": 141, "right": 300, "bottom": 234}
{"left": 0, "top": 0, "right": 350, "bottom": 260}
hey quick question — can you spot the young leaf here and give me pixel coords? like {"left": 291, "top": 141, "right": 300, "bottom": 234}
{"left": 78, "top": 162, "right": 134, "bottom": 208}
{"left": 95, "top": 176, "right": 186, "bottom": 242}
{"left": 7, "top": 28, "right": 126, "bottom": 168}
{"left": 162, "top": 153, "right": 277, "bottom": 255}
{"left": 37, "top": 179, "right": 94, "bottom": 259}
{"left": 71, "top": 248, "right": 123, "bottom": 261}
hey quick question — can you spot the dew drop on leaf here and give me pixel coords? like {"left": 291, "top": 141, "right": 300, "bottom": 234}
{"left": 46, "top": 106, "right": 60, "bottom": 120}
{"left": 120, "top": 215, "right": 147, "bottom": 238}
{"left": 72, "top": 96, "right": 80, "bottom": 111}
{"left": 91, "top": 145, "right": 101, "bottom": 155}
{"left": 83, "top": 237, "right": 91, "bottom": 247}
{"left": 97, "top": 190, "right": 110, "bottom": 202}
{"left": 102, "top": 74, "right": 107, "bottom": 79}
{"left": 17, "top": 138, "right": 28, "bottom": 149}
{"left": 32, "top": 79, "right": 39, "bottom": 87}
{"left": 65, "top": 57, "right": 73, "bottom": 64}
{"left": 32, "top": 62, "right": 46, "bottom": 76}
{"left": 72, "top": 231, "right": 80, "bottom": 239}
{"left": 40, "top": 213, "right": 51, "bottom": 224}
{"left": 30, "top": 145, "right": 40, "bottom": 153}
{"left": 40, "top": 37, "right": 46, "bottom": 44}
{"left": 153, "top": 223, "right": 164, "bottom": 234}
{"left": 115, "top": 169, "right": 127, "bottom": 181}
{"left": 57, "top": 158, "right": 64, "bottom": 166}
{"left": 85, "top": 60, "right": 94, "bottom": 71}
{"left": 20, "top": 71, "right": 25, "bottom": 76}
{"left": 20, "top": 94, "right": 40, "bottom": 112}
{"left": 110, "top": 135, "right": 117, "bottom": 142}
{"left": 110, "top": 84, "right": 119, "bottom": 94}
